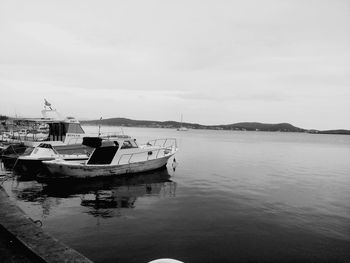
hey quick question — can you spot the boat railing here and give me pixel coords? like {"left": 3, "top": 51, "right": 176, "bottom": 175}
{"left": 0, "top": 130, "right": 49, "bottom": 143}
{"left": 99, "top": 132, "right": 127, "bottom": 138}
{"left": 145, "top": 138, "right": 177, "bottom": 149}
{"left": 82, "top": 132, "right": 127, "bottom": 139}
{"left": 63, "top": 132, "right": 129, "bottom": 145}
{"left": 117, "top": 144, "right": 176, "bottom": 165}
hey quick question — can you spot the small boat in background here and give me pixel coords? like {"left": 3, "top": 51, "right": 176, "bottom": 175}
{"left": 41, "top": 136, "right": 178, "bottom": 180}
{"left": 177, "top": 127, "right": 188, "bottom": 131}
{"left": 177, "top": 114, "right": 188, "bottom": 131}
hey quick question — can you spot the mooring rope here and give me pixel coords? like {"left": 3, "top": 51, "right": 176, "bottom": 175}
{"left": 0, "top": 172, "right": 15, "bottom": 185}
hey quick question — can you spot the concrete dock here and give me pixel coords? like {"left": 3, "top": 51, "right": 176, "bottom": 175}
{"left": 0, "top": 187, "right": 93, "bottom": 263}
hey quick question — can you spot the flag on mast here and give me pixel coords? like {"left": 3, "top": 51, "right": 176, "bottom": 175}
{"left": 44, "top": 99, "right": 53, "bottom": 110}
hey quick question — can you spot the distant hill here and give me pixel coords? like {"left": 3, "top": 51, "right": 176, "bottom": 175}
{"left": 81, "top": 118, "right": 307, "bottom": 132}
{"left": 81, "top": 117, "right": 206, "bottom": 129}
{"left": 81, "top": 118, "right": 350, "bottom": 134}
{"left": 318, "top": 129, "right": 350, "bottom": 135}
{"left": 217, "top": 122, "right": 305, "bottom": 132}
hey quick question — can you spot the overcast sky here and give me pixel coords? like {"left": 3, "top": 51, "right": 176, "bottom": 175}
{"left": 0, "top": 0, "right": 349, "bottom": 129}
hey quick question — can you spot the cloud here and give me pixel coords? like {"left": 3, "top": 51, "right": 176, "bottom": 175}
{"left": 0, "top": 0, "right": 350, "bottom": 129}
{"left": 173, "top": 89, "right": 288, "bottom": 102}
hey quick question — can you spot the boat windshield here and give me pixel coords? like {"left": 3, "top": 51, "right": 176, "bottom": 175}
{"left": 121, "top": 139, "right": 138, "bottom": 149}
{"left": 22, "top": 147, "right": 34, "bottom": 156}
{"left": 87, "top": 146, "right": 118, "bottom": 165}
{"left": 65, "top": 123, "right": 84, "bottom": 134}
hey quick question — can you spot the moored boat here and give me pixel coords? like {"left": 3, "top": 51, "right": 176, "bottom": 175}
{"left": 0, "top": 100, "right": 87, "bottom": 148}
{"left": 0, "top": 100, "right": 91, "bottom": 167}
{"left": 41, "top": 136, "right": 178, "bottom": 179}
{"left": 13, "top": 143, "right": 90, "bottom": 175}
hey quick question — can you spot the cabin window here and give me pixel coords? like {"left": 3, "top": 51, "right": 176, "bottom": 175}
{"left": 121, "top": 140, "right": 138, "bottom": 149}
{"left": 48, "top": 123, "right": 66, "bottom": 141}
{"left": 65, "top": 123, "right": 85, "bottom": 134}
{"left": 87, "top": 146, "right": 118, "bottom": 165}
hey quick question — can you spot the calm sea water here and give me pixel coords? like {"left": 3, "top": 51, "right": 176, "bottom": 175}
{"left": 1, "top": 127, "right": 350, "bottom": 263}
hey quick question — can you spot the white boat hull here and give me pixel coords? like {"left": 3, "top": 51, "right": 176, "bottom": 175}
{"left": 15, "top": 155, "right": 88, "bottom": 175}
{"left": 43, "top": 154, "right": 175, "bottom": 179}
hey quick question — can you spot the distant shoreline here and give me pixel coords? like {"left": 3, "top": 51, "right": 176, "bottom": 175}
{"left": 1, "top": 114, "right": 349, "bottom": 135}
{"left": 80, "top": 118, "right": 350, "bottom": 135}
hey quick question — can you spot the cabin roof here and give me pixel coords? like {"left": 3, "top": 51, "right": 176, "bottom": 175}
{"left": 11, "top": 118, "right": 80, "bottom": 124}
{"left": 82, "top": 135, "right": 133, "bottom": 148}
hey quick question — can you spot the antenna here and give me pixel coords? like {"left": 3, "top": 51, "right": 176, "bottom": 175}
{"left": 98, "top": 117, "right": 102, "bottom": 136}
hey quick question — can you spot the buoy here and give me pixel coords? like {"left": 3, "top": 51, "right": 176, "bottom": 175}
{"left": 148, "top": 259, "right": 183, "bottom": 263}
{"left": 172, "top": 157, "right": 178, "bottom": 171}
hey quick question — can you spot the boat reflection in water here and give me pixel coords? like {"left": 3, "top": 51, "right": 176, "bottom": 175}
{"left": 4, "top": 165, "right": 176, "bottom": 219}
{"left": 45, "top": 167, "right": 176, "bottom": 218}
{"left": 79, "top": 177, "right": 174, "bottom": 218}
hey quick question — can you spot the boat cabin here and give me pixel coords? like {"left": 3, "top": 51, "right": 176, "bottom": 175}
{"left": 82, "top": 136, "right": 140, "bottom": 165}
{"left": 40, "top": 108, "right": 85, "bottom": 143}
{"left": 46, "top": 120, "right": 85, "bottom": 142}
{"left": 81, "top": 136, "right": 176, "bottom": 167}
{"left": 7, "top": 108, "right": 86, "bottom": 146}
